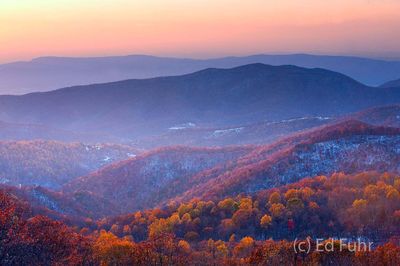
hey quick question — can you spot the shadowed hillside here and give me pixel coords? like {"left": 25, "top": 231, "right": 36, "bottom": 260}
{"left": 0, "top": 140, "right": 139, "bottom": 189}
{"left": 1, "top": 64, "right": 400, "bottom": 143}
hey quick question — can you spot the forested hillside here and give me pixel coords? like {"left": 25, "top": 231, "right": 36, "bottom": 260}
{"left": 0, "top": 140, "right": 139, "bottom": 189}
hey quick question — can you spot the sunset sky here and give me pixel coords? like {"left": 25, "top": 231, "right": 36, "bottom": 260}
{"left": 1, "top": 0, "right": 400, "bottom": 63}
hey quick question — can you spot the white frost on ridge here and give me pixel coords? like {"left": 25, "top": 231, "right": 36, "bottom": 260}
{"left": 169, "top": 122, "right": 196, "bottom": 130}
{"left": 264, "top": 116, "right": 332, "bottom": 126}
{"left": 211, "top": 127, "right": 244, "bottom": 138}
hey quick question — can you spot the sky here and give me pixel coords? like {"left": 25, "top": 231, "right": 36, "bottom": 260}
{"left": 1, "top": 0, "right": 400, "bottom": 63}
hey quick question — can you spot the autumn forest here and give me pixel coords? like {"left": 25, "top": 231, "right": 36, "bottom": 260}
{"left": 2, "top": 2, "right": 400, "bottom": 264}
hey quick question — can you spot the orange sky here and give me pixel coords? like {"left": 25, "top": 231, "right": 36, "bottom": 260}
{"left": 1, "top": 0, "right": 400, "bottom": 63}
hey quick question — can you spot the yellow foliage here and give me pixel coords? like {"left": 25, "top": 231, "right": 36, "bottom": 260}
{"left": 364, "top": 185, "right": 380, "bottom": 201}
{"left": 177, "top": 203, "right": 193, "bottom": 217}
{"left": 284, "top": 189, "right": 298, "bottom": 200}
{"left": 268, "top": 191, "right": 281, "bottom": 204}
{"left": 148, "top": 218, "right": 173, "bottom": 239}
{"left": 182, "top": 213, "right": 192, "bottom": 223}
{"left": 260, "top": 214, "right": 272, "bottom": 229}
{"left": 168, "top": 213, "right": 181, "bottom": 226}
{"left": 352, "top": 199, "right": 368, "bottom": 209}
{"left": 239, "top": 197, "right": 253, "bottom": 210}
{"left": 394, "top": 179, "right": 400, "bottom": 191}
{"left": 218, "top": 198, "right": 237, "bottom": 212}
{"left": 234, "top": 236, "right": 255, "bottom": 258}
{"left": 178, "top": 240, "right": 191, "bottom": 253}
{"left": 269, "top": 203, "right": 286, "bottom": 218}
{"left": 93, "top": 231, "right": 135, "bottom": 265}
{"left": 386, "top": 189, "right": 400, "bottom": 201}
{"left": 300, "top": 187, "right": 314, "bottom": 200}
{"left": 215, "top": 240, "right": 228, "bottom": 257}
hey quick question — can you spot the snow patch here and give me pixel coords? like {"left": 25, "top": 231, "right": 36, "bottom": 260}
{"left": 169, "top": 122, "right": 196, "bottom": 130}
{"left": 95, "top": 144, "right": 103, "bottom": 150}
{"left": 31, "top": 189, "right": 62, "bottom": 213}
{"left": 211, "top": 127, "right": 244, "bottom": 138}
{"left": 0, "top": 177, "right": 10, "bottom": 184}
{"left": 264, "top": 116, "right": 332, "bottom": 126}
{"left": 103, "top": 156, "right": 112, "bottom": 162}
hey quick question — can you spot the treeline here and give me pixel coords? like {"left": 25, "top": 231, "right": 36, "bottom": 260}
{"left": 87, "top": 231, "right": 400, "bottom": 265}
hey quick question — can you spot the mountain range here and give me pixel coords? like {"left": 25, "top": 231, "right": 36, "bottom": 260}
{"left": 1, "top": 63, "right": 400, "bottom": 145}
{"left": 2, "top": 54, "right": 400, "bottom": 94}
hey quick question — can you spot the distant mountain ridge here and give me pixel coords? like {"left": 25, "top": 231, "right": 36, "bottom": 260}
{"left": 380, "top": 78, "right": 400, "bottom": 88}
{"left": 1, "top": 63, "right": 400, "bottom": 142}
{"left": 2, "top": 53, "right": 400, "bottom": 94}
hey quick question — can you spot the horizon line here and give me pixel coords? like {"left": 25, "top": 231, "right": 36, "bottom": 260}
{"left": 2, "top": 52, "right": 400, "bottom": 65}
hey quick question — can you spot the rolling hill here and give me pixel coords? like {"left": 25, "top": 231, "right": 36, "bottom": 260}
{"left": 0, "top": 185, "right": 119, "bottom": 220}
{"left": 133, "top": 105, "right": 400, "bottom": 148}
{"left": 134, "top": 116, "right": 333, "bottom": 148}
{"left": 1, "top": 64, "right": 400, "bottom": 142}
{"left": 63, "top": 120, "right": 400, "bottom": 214}
{"left": 0, "top": 140, "right": 140, "bottom": 189}
{"left": 63, "top": 146, "right": 255, "bottom": 212}
{"left": 180, "top": 120, "right": 400, "bottom": 202}
{"left": 2, "top": 54, "right": 400, "bottom": 94}
{"left": 344, "top": 105, "right": 400, "bottom": 127}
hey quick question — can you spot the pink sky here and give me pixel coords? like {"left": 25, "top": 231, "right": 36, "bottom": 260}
{"left": 1, "top": 0, "right": 400, "bottom": 63}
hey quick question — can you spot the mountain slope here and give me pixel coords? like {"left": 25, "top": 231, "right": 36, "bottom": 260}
{"left": 0, "top": 185, "right": 119, "bottom": 220}
{"left": 64, "top": 120, "right": 400, "bottom": 213}
{"left": 0, "top": 140, "right": 139, "bottom": 189}
{"left": 63, "top": 146, "right": 255, "bottom": 212}
{"left": 137, "top": 105, "right": 400, "bottom": 148}
{"left": 178, "top": 120, "right": 400, "bottom": 201}
{"left": 1, "top": 54, "right": 400, "bottom": 94}
{"left": 344, "top": 105, "right": 400, "bottom": 127}
{"left": 135, "top": 116, "right": 333, "bottom": 148}
{"left": 1, "top": 64, "right": 400, "bottom": 142}
{"left": 0, "top": 120, "right": 123, "bottom": 143}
